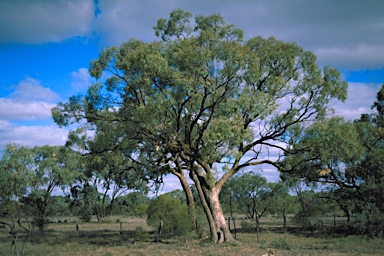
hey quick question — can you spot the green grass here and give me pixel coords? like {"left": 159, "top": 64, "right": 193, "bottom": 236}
{"left": 1, "top": 215, "right": 384, "bottom": 255}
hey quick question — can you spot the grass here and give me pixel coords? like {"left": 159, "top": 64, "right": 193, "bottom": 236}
{"left": 1, "top": 215, "right": 384, "bottom": 255}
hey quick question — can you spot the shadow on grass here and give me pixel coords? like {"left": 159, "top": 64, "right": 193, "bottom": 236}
{"left": 16, "top": 229, "right": 184, "bottom": 248}
{"left": 231, "top": 225, "right": 360, "bottom": 240}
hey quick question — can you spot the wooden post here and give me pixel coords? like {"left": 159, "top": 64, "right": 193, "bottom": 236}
{"left": 120, "top": 222, "right": 123, "bottom": 235}
{"left": 76, "top": 224, "right": 79, "bottom": 237}
{"left": 334, "top": 214, "right": 336, "bottom": 227}
{"left": 228, "top": 217, "right": 231, "bottom": 230}
{"left": 232, "top": 217, "right": 237, "bottom": 239}
{"left": 158, "top": 220, "right": 163, "bottom": 243}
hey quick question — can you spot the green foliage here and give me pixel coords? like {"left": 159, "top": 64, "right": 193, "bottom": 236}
{"left": 46, "top": 196, "right": 72, "bottom": 216}
{"left": 352, "top": 203, "right": 384, "bottom": 237}
{"left": 134, "top": 226, "right": 149, "bottom": 242}
{"left": 269, "top": 237, "right": 293, "bottom": 250}
{"left": 52, "top": 9, "right": 348, "bottom": 242}
{"left": 0, "top": 144, "right": 31, "bottom": 204}
{"left": 164, "top": 189, "right": 187, "bottom": 204}
{"left": 267, "top": 182, "right": 297, "bottom": 216}
{"left": 113, "top": 192, "right": 150, "bottom": 217}
{"left": 281, "top": 86, "right": 384, "bottom": 236}
{"left": 146, "top": 194, "right": 192, "bottom": 236}
{"left": 70, "top": 183, "right": 101, "bottom": 222}
{"left": 222, "top": 173, "right": 273, "bottom": 219}
{"left": 0, "top": 144, "right": 82, "bottom": 230}
{"left": 79, "top": 205, "right": 92, "bottom": 222}
{"left": 290, "top": 186, "right": 328, "bottom": 231}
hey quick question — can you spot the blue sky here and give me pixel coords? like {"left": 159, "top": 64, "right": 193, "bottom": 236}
{"left": 1, "top": 0, "right": 384, "bottom": 190}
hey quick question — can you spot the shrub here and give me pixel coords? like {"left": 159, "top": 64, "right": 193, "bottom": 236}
{"left": 352, "top": 203, "right": 384, "bottom": 236}
{"left": 146, "top": 194, "right": 192, "bottom": 236}
{"left": 134, "top": 227, "right": 149, "bottom": 242}
{"left": 79, "top": 206, "right": 92, "bottom": 222}
{"left": 240, "top": 219, "right": 253, "bottom": 229}
{"left": 269, "top": 237, "right": 292, "bottom": 250}
{"left": 135, "top": 204, "right": 148, "bottom": 217}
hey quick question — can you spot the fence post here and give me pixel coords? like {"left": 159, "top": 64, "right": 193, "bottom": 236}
{"left": 232, "top": 217, "right": 237, "bottom": 239}
{"left": 158, "top": 220, "right": 163, "bottom": 243}
{"left": 334, "top": 214, "right": 336, "bottom": 227}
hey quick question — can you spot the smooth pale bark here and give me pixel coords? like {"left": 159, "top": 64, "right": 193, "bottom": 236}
{"left": 206, "top": 187, "right": 235, "bottom": 243}
{"left": 190, "top": 171, "right": 218, "bottom": 243}
{"left": 191, "top": 161, "right": 237, "bottom": 243}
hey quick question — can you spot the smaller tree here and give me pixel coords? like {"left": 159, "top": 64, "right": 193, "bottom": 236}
{"left": 146, "top": 194, "right": 192, "bottom": 237}
{"left": 267, "top": 182, "right": 296, "bottom": 232}
{"left": 69, "top": 182, "right": 101, "bottom": 222}
{"left": 223, "top": 172, "right": 273, "bottom": 242}
{"left": 0, "top": 144, "right": 32, "bottom": 211}
{"left": 1, "top": 144, "right": 82, "bottom": 230}
{"left": 29, "top": 145, "right": 82, "bottom": 229}
{"left": 63, "top": 124, "right": 150, "bottom": 221}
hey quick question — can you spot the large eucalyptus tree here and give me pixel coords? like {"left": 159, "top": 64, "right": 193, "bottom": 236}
{"left": 52, "top": 9, "right": 347, "bottom": 242}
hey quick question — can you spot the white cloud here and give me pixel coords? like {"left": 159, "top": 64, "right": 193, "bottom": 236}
{"left": 92, "top": 1, "right": 384, "bottom": 70}
{"left": 2, "top": 1, "right": 383, "bottom": 70}
{"left": 94, "top": 0, "right": 175, "bottom": 45}
{"left": 0, "top": 98, "right": 55, "bottom": 120}
{"left": 71, "top": 67, "right": 93, "bottom": 91}
{"left": 0, "top": 121, "right": 68, "bottom": 151}
{"left": 0, "top": 77, "right": 59, "bottom": 121}
{"left": 332, "top": 82, "right": 382, "bottom": 120}
{"left": 10, "top": 77, "right": 59, "bottom": 103}
{"left": 0, "top": 77, "right": 67, "bottom": 152}
{"left": 0, "top": 0, "right": 95, "bottom": 44}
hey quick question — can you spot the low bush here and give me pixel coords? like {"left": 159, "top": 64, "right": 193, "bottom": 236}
{"left": 146, "top": 194, "right": 192, "bottom": 237}
{"left": 269, "top": 237, "right": 293, "bottom": 250}
{"left": 134, "top": 226, "right": 149, "bottom": 242}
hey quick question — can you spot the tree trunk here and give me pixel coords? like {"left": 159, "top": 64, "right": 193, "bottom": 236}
{"left": 255, "top": 214, "right": 260, "bottom": 243}
{"left": 205, "top": 186, "right": 235, "bottom": 243}
{"left": 190, "top": 171, "right": 218, "bottom": 242}
{"left": 175, "top": 171, "right": 197, "bottom": 231}
{"left": 229, "top": 192, "right": 237, "bottom": 239}
{"left": 282, "top": 210, "right": 287, "bottom": 233}
{"left": 189, "top": 162, "right": 236, "bottom": 243}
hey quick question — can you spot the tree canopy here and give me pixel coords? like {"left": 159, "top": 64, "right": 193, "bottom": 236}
{"left": 52, "top": 9, "right": 347, "bottom": 243}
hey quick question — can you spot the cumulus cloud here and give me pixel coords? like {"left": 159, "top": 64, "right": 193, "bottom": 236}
{"left": 0, "top": 121, "right": 68, "bottom": 150}
{"left": 0, "top": 99, "right": 55, "bottom": 120}
{"left": 332, "top": 82, "right": 382, "bottom": 120}
{"left": 71, "top": 67, "right": 93, "bottom": 91}
{"left": 0, "top": 0, "right": 95, "bottom": 44}
{"left": 0, "top": 77, "right": 68, "bottom": 151}
{"left": 10, "top": 77, "right": 59, "bottom": 103}
{"left": 2, "top": 1, "right": 383, "bottom": 70}
{"left": 93, "top": 0, "right": 177, "bottom": 45}
{"left": 0, "top": 77, "right": 59, "bottom": 121}
{"left": 92, "top": 0, "right": 384, "bottom": 70}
